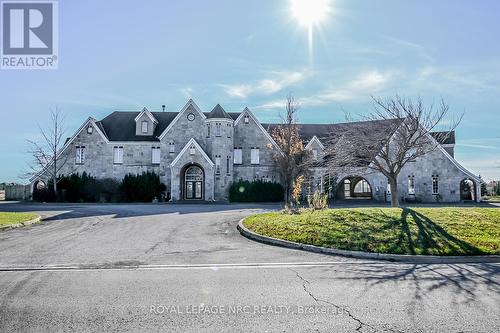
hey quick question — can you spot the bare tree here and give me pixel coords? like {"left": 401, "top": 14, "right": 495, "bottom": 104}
{"left": 326, "top": 95, "right": 462, "bottom": 207}
{"left": 270, "top": 95, "right": 310, "bottom": 205}
{"left": 26, "top": 108, "right": 71, "bottom": 194}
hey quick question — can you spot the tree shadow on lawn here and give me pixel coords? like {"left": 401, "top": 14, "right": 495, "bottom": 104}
{"left": 397, "top": 208, "right": 483, "bottom": 255}
{"left": 325, "top": 208, "right": 483, "bottom": 255}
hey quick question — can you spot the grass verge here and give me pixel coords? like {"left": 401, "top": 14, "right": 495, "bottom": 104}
{"left": 0, "top": 212, "right": 38, "bottom": 227}
{"left": 243, "top": 207, "right": 500, "bottom": 256}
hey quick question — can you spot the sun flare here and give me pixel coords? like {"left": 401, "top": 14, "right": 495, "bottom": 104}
{"left": 291, "top": 0, "right": 330, "bottom": 27}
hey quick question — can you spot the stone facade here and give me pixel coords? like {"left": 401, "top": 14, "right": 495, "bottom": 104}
{"left": 30, "top": 100, "right": 481, "bottom": 203}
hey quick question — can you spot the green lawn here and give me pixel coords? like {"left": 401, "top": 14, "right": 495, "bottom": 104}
{"left": 0, "top": 212, "right": 38, "bottom": 227}
{"left": 243, "top": 208, "right": 500, "bottom": 256}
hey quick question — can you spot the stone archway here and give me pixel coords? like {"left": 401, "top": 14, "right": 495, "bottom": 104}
{"left": 460, "top": 178, "right": 476, "bottom": 201}
{"left": 338, "top": 176, "right": 373, "bottom": 200}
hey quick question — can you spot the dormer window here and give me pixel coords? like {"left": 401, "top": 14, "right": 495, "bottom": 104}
{"left": 244, "top": 114, "right": 249, "bottom": 124}
{"left": 87, "top": 125, "right": 93, "bottom": 134}
{"left": 141, "top": 121, "right": 148, "bottom": 133}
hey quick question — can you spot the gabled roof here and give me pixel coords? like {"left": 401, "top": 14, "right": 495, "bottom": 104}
{"left": 98, "top": 111, "right": 178, "bottom": 141}
{"left": 206, "top": 104, "right": 232, "bottom": 119}
{"left": 134, "top": 107, "right": 158, "bottom": 124}
{"left": 170, "top": 138, "right": 214, "bottom": 167}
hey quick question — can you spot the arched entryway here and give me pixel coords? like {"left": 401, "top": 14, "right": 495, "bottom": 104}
{"left": 181, "top": 164, "right": 204, "bottom": 200}
{"left": 460, "top": 178, "right": 476, "bottom": 201}
{"left": 338, "top": 176, "right": 373, "bottom": 200}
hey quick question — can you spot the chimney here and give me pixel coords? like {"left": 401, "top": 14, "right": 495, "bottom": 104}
{"left": 162, "top": 105, "right": 165, "bottom": 112}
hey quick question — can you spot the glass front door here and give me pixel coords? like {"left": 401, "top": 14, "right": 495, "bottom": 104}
{"left": 184, "top": 166, "right": 203, "bottom": 200}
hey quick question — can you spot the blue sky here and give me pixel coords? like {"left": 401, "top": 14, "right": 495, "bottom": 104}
{"left": 1, "top": 0, "right": 499, "bottom": 182}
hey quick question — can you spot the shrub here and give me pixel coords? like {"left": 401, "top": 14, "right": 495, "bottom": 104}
{"left": 229, "top": 180, "right": 284, "bottom": 202}
{"left": 120, "top": 171, "right": 166, "bottom": 202}
{"left": 307, "top": 190, "right": 328, "bottom": 210}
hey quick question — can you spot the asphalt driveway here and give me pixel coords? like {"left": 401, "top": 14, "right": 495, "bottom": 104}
{"left": 0, "top": 202, "right": 499, "bottom": 332}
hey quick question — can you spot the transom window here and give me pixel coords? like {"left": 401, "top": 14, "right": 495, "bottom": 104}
{"left": 185, "top": 166, "right": 203, "bottom": 181}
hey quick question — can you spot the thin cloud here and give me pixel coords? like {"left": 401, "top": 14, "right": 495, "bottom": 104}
{"left": 255, "top": 69, "right": 394, "bottom": 109}
{"left": 222, "top": 70, "right": 310, "bottom": 99}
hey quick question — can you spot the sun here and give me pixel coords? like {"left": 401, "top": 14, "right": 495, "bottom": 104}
{"left": 291, "top": 0, "right": 330, "bottom": 27}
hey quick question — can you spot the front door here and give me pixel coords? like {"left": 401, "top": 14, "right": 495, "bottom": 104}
{"left": 184, "top": 165, "right": 204, "bottom": 200}
{"left": 185, "top": 181, "right": 202, "bottom": 199}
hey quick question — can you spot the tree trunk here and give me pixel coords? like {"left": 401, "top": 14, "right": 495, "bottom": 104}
{"left": 389, "top": 177, "right": 399, "bottom": 207}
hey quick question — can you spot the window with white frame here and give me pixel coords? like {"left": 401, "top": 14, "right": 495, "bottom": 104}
{"left": 244, "top": 114, "right": 249, "bottom": 124}
{"left": 233, "top": 148, "right": 242, "bottom": 164}
{"left": 408, "top": 176, "right": 415, "bottom": 195}
{"left": 169, "top": 142, "right": 175, "bottom": 153}
{"left": 216, "top": 123, "right": 221, "bottom": 137}
{"left": 189, "top": 145, "right": 196, "bottom": 155}
{"left": 113, "top": 146, "right": 123, "bottom": 164}
{"left": 76, "top": 146, "right": 85, "bottom": 165}
{"left": 432, "top": 175, "right": 439, "bottom": 194}
{"left": 250, "top": 147, "right": 260, "bottom": 164}
{"left": 141, "top": 121, "right": 148, "bottom": 133}
{"left": 152, "top": 147, "right": 161, "bottom": 164}
{"left": 86, "top": 125, "right": 93, "bottom": 134}
{"left": 215, "top": 155, "right": 221, "bottom": 174}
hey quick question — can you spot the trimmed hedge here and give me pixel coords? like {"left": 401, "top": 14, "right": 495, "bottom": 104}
{"left": 33, "top": 172, "right": 165, "bottom": 203}
{"left": 229, "top": 180, "right": 284, "bottom": 202}
{"left": 120, "top": 172, "right": 166, "bottom": 202}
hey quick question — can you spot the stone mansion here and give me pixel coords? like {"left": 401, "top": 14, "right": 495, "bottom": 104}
{"left": 30, "top": 99, "right": 482, "bottom": 202}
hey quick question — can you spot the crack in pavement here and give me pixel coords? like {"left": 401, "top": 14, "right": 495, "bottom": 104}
{"left": 289, "top": 268, "right": 399, "bottom": 333}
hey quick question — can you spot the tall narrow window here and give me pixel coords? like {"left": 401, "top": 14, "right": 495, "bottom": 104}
{"left": 251, "top": 148, "right": 260, "bottom": 165}
{"left": 206, "top": 124, "right": 211, "bottom": 138}
{"left": 169, "top": 142, "right": 175, "bottom": 154}
{"left": 76, "top": 146, "right": 85, "bottom": 165}
{"left": 141, "top": 121, "right": 148, "bottom": 133}
{"left": 152, "top": 147, "right": 161, "bottom": 164}
{"left": 432, "top": 176, "right": 439, "bottom": 194}
{"left": 227, "top": 123, "right": 231, "bottom": 138}
{"left": 216, "top": 123, "right": 221, "bottom": 137}
{"left": 215, "top": 155, "right": 221, "bottom": 174}
{"left": 312, "top": 149, "right": 318, "bottom": 160}
{"left": 226, "top": 156, "right": 230, "bottom": 174}
{"left": 113, "top": 146, "right": 123, "bottom": 164}
{"left": 344, "top": 179, "right": 351, "bottom": 198}
{"left": 408, "top": 176, "right": 415, "bottom": 195}
{"left": 233, "top": 148, "right": 242, "bottom": 164}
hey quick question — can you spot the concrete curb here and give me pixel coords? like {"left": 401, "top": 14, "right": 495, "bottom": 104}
{"left": 0, "top": 215, "right": 41, "bottom": 232}
{"left": 237, "top": 218, "right": 500, "bottom": 264}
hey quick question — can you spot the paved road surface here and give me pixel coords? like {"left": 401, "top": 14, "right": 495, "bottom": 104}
{"left": 0, "top": 202, "right": 499, "bottom": 332}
